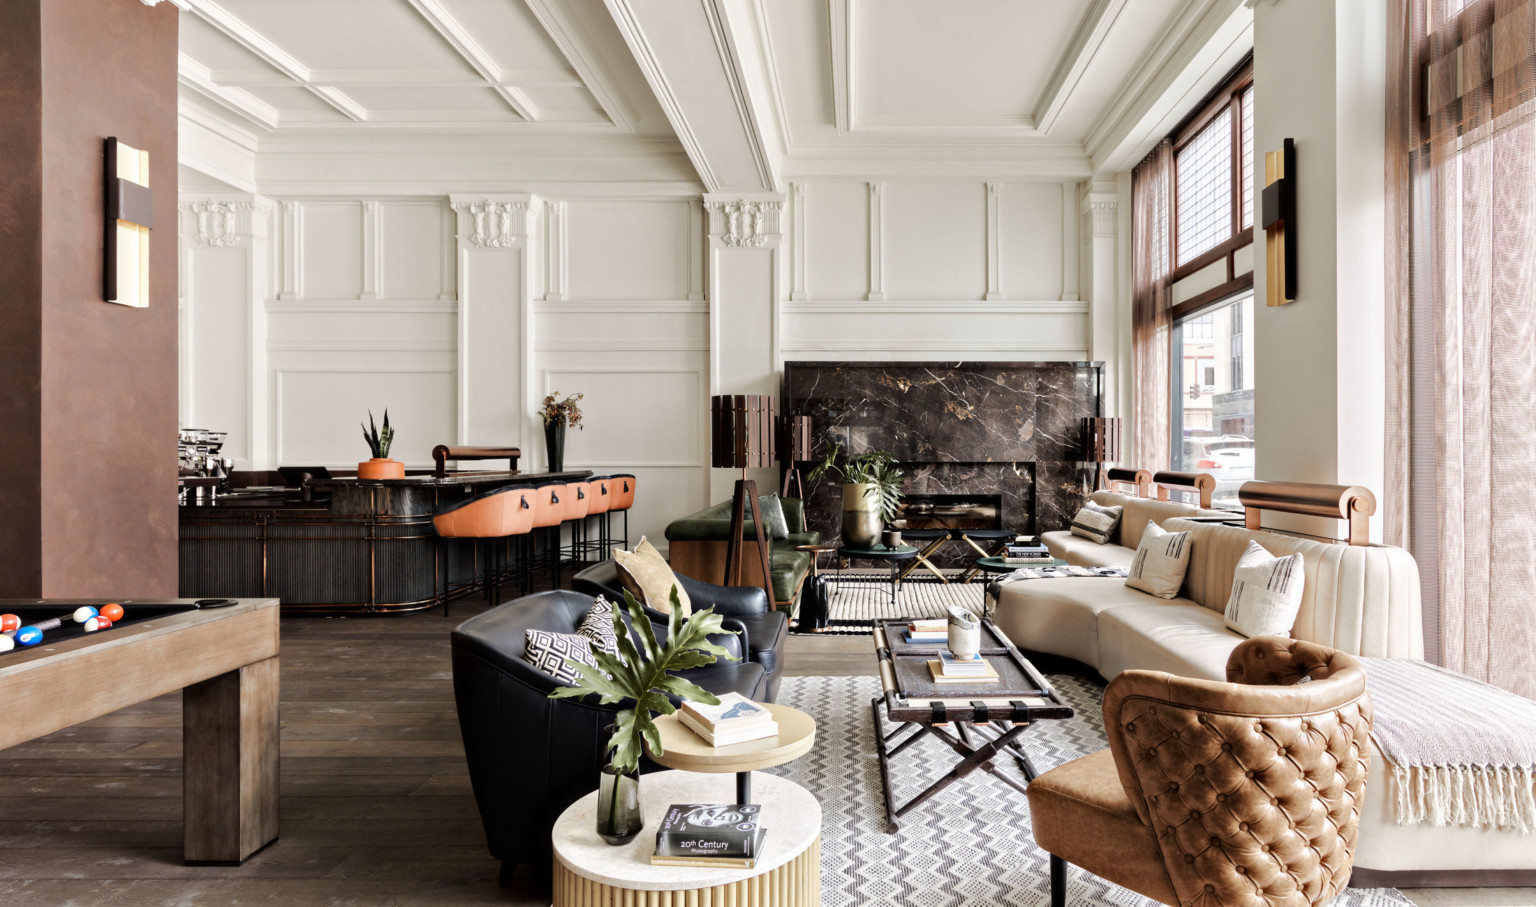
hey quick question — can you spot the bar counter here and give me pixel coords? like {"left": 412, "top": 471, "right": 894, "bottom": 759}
{"left": 179, "top": 470, "right": 591, "bottom": 615}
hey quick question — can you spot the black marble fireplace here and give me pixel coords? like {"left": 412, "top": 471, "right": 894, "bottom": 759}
{"left": 781, "top": 361, "right": 1103, "bottom": 562}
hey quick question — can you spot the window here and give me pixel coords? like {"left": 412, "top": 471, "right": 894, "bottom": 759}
{"left": 1171, "top": 293, "right": 1255, "bottom": 507}
{"left": 1172, "top": 63, "right": 1253, "bottom": 267}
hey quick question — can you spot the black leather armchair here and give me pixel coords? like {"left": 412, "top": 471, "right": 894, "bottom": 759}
{"left": 451, "top": 590, "right": 768, "bottom": 882}
{"left": 571, "top": 560, "right": 788, "bottom": 702}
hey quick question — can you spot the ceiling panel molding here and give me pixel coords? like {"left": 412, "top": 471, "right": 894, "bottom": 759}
{"left": 524, "top": 0, "right": 637, "bottom": 132}
{"left": 404, "top": 0, "right": 537, "bottom": 121}
{"left": 1033, "top": 0, "right": 1131, "bottom": 135}
{"left": 183, "top": 0, "right": 368, "bottom": 121}
{"left": 179, "top": 53, "right": 279, "bottom": 130}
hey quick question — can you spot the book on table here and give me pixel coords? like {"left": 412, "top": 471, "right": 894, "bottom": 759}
{"left": 904, "top": 618, "right": 948, "bottom": 644}
{"left": 678, "top": 692, "right": 778, "bottom": 747}
{"left": 927, "top": 658, "right": 1000, "bottom": 683}
{"left": 651, "top": 804, "right": 768, "bottom": 867}
{"left": 936, "top": 651, "right": 991, "bottom": 676}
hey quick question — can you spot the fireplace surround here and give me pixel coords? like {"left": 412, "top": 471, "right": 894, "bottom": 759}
{"left": 782, "top": 361, "right": 1104, "bottom": 563}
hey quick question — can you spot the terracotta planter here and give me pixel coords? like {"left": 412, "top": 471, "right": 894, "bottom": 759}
{"left": 357, "top": 457, "right": 405, "bottom": 480}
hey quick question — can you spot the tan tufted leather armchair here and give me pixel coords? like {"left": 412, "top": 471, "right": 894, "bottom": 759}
{"left": 1027, "top": 638, "right": 1373, "bottom": 907}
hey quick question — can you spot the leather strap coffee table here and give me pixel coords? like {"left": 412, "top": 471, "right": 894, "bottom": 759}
{"left": 870, "top": 616, "right": 1074, "bottom": 832}
{"left": 837, "top": 544, "right": 917, "bottom": 606}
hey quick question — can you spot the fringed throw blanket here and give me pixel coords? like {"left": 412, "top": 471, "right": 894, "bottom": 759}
{"left": 1361, "top": 657, "right": 1536, "bottom": 834}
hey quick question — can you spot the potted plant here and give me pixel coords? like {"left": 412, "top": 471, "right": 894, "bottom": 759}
{"left": 357, "top": 409, "right": 404, "bottom": 480}
{"left": 806, "top": 442, "right": 903, "bottom": 549}
{"left": 549, "top": 588, "right": 735, "bottom": 845}
{"left": 541, "top": 391, "right": 584, "bottom": 472}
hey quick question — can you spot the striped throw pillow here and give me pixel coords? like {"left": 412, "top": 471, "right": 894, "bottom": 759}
{"left": 1125, "top": 522, "right": 1191, "bottom": 599}
{"left": 1224, "top": 541, "right": 1306, "bottom": 638}
{"left": 1069, "top": 501, "right": 1123, "bottom": 545}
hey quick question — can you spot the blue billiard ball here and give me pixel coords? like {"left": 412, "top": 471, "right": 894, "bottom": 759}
{"left": 16, "top": 626, "right": 43, "bottom": 646}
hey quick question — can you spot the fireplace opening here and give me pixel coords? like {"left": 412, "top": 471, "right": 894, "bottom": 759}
{"left": 895, "top": 494, "right": 1002, "bottom": 532}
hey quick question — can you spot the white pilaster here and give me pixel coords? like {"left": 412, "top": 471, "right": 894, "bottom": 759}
{"left": 450, "top": 194, "right": 541, "bottom": 455}
{"left": 544, "top": 199, "right": 567, "bottom": 302}
{"left": 985, "top": 183, "right": 1002, "bottom": 301}
{"left": 359, "top": 200, "right": 383, "bottom": 300}
{"left": 790, "top": 183, "right": 809, "bottom": 301}
{"left": 1083, "top": 187, "right": 1119, "bottom": 422}
{"left": 278, "top": 200, "right": 303, "bottom": 300}
{"left": 867, "top": 182, "right": 885, "bottom": 302}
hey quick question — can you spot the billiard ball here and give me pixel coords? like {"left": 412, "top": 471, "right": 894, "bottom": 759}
{"left": 0, "top": 614, "right": 18, "bottom": 632}
{"left": 0, "top": 635, "right": 12, "bottom": 653}
{"left": 16, "top": 626, "right": 43, "bottom": 646}
{"left": 72, "top": 606, "right": 98, "bottom": 623}
{"left": 100, "top": 604, "right": 124, "bottom": 622}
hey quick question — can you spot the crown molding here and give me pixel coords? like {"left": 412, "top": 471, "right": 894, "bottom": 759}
{"left": 829, "top": 0, "right": 853, "bottom": 136}
{"left": 179, "top": 57, "right": 278, "bottom": 131}
{"left": 1033, "top": 0, "right": 1131, "bottom": 135}
{"left": 404, "top": 0, "right": 538, "bottom": 121}
{"left": 782, "top": 300, "right": 1090, "bottom": 316}
{"left": 524, "top": 0, "right": 638, "bottom": 132}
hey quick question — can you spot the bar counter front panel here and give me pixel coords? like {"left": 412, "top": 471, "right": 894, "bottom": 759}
{"left": 179, "top": 471, "right": 592, "bottom": 615}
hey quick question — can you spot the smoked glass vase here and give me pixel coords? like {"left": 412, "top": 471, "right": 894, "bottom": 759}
{"left": 596, "top": 763, "right": 643, "bottom": 846}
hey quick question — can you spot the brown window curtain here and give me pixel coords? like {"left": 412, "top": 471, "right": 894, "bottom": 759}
{"left": 1387, "top": 0, "right": 1536, "bottom": 697}
{"left": 1132, "top": 139, "right": 1174, "bottom": 470}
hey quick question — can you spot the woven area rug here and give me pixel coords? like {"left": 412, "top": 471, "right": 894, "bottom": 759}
{"left": 764, "top": 674, "right": 1411, "bottom": 907}
{"left": 800, "top": 572, "right": 983, "bottom": 635}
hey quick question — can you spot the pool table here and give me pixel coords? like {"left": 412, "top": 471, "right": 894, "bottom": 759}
{"left": 0, "top": 598, "right": 280, "bottom": 864}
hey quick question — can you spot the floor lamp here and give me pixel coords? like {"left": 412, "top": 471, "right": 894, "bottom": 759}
{"left": 778, "top": 415, "right": 812, "bottom": 500}
{"left": 711, "top": 395, "right": 777, "bottom": 605}
{"left": 1081, "top": 417, "right": 1121, "bottom": 492}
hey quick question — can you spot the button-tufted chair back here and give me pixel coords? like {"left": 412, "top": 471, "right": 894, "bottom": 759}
{"left": 1101, "top": 637, "right": 1372, "bottom": 907}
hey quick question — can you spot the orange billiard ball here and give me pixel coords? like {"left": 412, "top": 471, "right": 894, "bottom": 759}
{"left": 99, "top": 603, "right": 124, "bottom": 622}
{"left": 0, "top": 614, "right": 18, "bottom": 632}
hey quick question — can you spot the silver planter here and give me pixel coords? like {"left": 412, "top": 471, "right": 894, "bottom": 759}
{"left": 842, "top": 509, "right": 882, "bottom": 549}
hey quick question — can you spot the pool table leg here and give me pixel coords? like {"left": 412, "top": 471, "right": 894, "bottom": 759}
{"left": 182, "top": 655, "right": 280, "bottom": 864}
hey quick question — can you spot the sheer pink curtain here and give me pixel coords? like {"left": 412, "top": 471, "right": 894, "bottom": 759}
{"left": 1387, "top": 0, "right": 1536, "bottom": 697}
{"left": 1131, "top": 140, "right": 1173, "bottom": 471}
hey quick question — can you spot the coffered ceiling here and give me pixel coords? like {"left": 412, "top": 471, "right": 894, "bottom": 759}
{"left": 176, "top": 0, "right": 674, "bottom": 135}
{"left": 177, "top": 0, "right": 1254, "bottom": 189}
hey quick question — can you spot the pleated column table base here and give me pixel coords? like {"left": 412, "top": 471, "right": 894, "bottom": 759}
{"left": 551, "top": 771, "right": 822, "bottom": 907}
{"left": 554, "top": 834, "right": 820, "bottom": 906}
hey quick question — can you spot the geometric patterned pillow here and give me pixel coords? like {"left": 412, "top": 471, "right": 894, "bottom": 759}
{"left": 578, "top": 595, "right": 620, "bottom": 657}
{"left": 1224, "top": 540, "right": 1306, "bottom": 638}
{"left": 524, "top": 629, "right": 600, "bottom": 685}
{"left": 1069, "top": 500, "right": 1123, "bottom": 545}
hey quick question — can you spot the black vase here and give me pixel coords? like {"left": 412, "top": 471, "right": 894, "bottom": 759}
{"left": 545, "top": 421, "right": 565, "bottom": 473}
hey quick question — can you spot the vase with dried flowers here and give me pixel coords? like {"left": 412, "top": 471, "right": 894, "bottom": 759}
{"left": 541, "top": 391, "right": 583, "bottom": 472}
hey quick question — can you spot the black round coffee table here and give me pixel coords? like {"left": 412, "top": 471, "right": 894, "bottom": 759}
{"left": 837, "top": 545, "right": 918, "bottom": 606}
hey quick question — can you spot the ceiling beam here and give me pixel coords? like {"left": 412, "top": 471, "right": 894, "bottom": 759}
{"left": 404, "top": 0, "right": 539, "bottom": 121}
{"left": 182, "top": 0, "right": 368, "bottom": 121}
{"left": 828, "top": 0, "right": 851, "bottom": 135}
{"left": 1033, "top": 0, "right": 1130, "bottom": 135}
{"left": 523, "top": 0, "right": 636, "bottom": 132}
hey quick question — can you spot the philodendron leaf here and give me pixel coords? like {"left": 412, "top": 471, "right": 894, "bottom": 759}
{"left": 609, "top": 707, "right": 643, "bottom": 774}
{"left": 622, "top": 589, "right": 663, "bottom": 666}
{"left": 654, "top": 674, "right": 721, "bottom": 707}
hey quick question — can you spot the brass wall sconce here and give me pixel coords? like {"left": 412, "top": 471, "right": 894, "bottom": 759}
{"left": 1262, "top": 137, "right": 1296, "bottom": 306}
{"left": 105, "top": 136, "right": 153, "bottom": 307}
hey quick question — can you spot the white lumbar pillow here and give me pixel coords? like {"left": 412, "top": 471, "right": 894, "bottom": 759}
{"left": 1224, "top": 540, "right": 1306, "bottom": 638}
{"left": 1124, "top": 522, "right": 1191, "bottom": 599}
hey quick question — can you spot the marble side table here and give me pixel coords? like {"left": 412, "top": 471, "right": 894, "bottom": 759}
{"left": 552, "top": 770, "right": 821, "bottom": 907}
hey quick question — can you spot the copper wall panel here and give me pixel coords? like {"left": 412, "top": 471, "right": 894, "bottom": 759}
{"left": 0, "top": 0, "right": 179, "bottom": 596}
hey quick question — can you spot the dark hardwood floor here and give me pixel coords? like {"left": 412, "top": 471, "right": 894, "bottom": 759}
{"left": 0, "top": 591, "right": 1513, "bottom": 905}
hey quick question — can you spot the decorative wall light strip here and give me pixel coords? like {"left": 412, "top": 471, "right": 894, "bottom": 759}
{"left": 105, "top": 137, "right": 152, "bottom": 307}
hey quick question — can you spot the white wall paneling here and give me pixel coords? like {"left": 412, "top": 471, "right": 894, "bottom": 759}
{"left": 563, "top": 199, "right": 692, "bottom": 301}
{"left": 273, "top": 367, "right": 456, "bottom": 468}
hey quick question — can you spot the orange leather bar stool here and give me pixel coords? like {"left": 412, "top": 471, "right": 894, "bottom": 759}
{"left": 583, "top": 475, "right": 614, "bottom": 563}
{"left": 529, "top": 482, "right": 567, "bottom": 591}
{"left": 558, "top": 480, "right": 592, "bottom": 568}
{"left": 607, "top": 473, "right": 636, "bottom": 550}
{"left": 432, "top": 484, "right": 536, "bottom": 616}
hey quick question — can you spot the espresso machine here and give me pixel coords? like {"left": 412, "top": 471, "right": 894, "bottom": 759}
{"left": 179, "top": 428, "right": 232, "bottom": 503}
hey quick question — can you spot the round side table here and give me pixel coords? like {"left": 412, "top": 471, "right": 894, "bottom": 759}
{"left": 552, "top": 770, "right": 821, "bottom": 906}
{"left": 646, "top": 701, "right": 815, "bottom": 803}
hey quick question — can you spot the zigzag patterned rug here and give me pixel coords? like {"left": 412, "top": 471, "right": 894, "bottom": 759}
{"left": 797, "top": 573, "right": 983, "bottom": 636}
{"left": 764, "top": 674, "right": 1411, "bottom": 907}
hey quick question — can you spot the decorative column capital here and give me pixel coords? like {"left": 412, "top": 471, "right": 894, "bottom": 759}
{"left": 180, "top": 198, "right": 270, "bottom": 247}
{"left": 1083, "top": 197, "right": 1118, "bottom": 238}
{"left": 449, "top": 195, "right": 539, "bottom": 249}
{"left": 703, "top": 194, "right": 784, "bottom": 248}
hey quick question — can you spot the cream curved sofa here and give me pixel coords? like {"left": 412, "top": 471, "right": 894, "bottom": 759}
{"left": 1040, "top": 490, "right": 1225, "bottom": 569}
{"left": 997, "top": 516, "right": 1536, "bottom": 884}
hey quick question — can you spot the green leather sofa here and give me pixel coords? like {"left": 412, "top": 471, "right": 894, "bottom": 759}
{"left": 664, "top": 496, "right": 820, "bottom": 612}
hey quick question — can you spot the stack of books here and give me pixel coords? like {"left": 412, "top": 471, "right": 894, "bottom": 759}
{"left": 679, "top": 692, "right": 779, "bottom": 747}
{"left": 651, "top": 804, "right": 768, "bottom": 868}
{"left": 928, "top": 650, "right": 1000, "bottom": 683}
{"left": 1002, "top": 542, "right": 1053, "bottom": 566}
{"left": 903, "top": 618, "right": 948, "bottom": 644}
